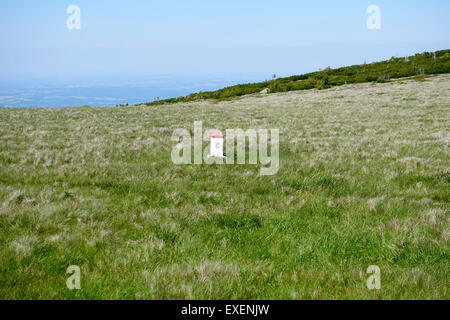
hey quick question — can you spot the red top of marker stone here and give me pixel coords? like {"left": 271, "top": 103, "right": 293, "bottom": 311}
{"left": 212, "top": 134, "right": 223, "bottom": 138}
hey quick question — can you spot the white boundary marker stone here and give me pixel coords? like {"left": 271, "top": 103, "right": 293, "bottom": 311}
{"left": 208, "top": 134, "right": 226, "bottom": 158}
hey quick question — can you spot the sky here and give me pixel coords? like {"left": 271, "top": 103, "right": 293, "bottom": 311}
{"left": 1, "top": 0, "right": 449, "bottom": 82}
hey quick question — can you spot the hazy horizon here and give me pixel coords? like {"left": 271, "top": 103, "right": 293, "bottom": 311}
{"left": 1, "top": 0, "right": 449, "bottom": 106}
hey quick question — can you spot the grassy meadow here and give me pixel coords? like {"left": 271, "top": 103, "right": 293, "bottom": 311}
{"left": 0, "top": 74, "right": 449, "bottom": 299}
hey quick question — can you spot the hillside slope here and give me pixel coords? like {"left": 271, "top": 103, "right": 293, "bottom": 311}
{"left": 144, "top": 49, "right": 450, "bottom": 106}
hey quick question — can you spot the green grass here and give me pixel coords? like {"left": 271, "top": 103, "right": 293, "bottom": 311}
{"left": 143, "top": 49, "right": 450, "bottom": 106}
{"left": 0, "top": 73, "right": 449, "bottom": 300}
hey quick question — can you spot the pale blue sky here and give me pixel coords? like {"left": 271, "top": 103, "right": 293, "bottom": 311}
{"left": 1, "top": 0, "right": 449, "bottom": 81}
